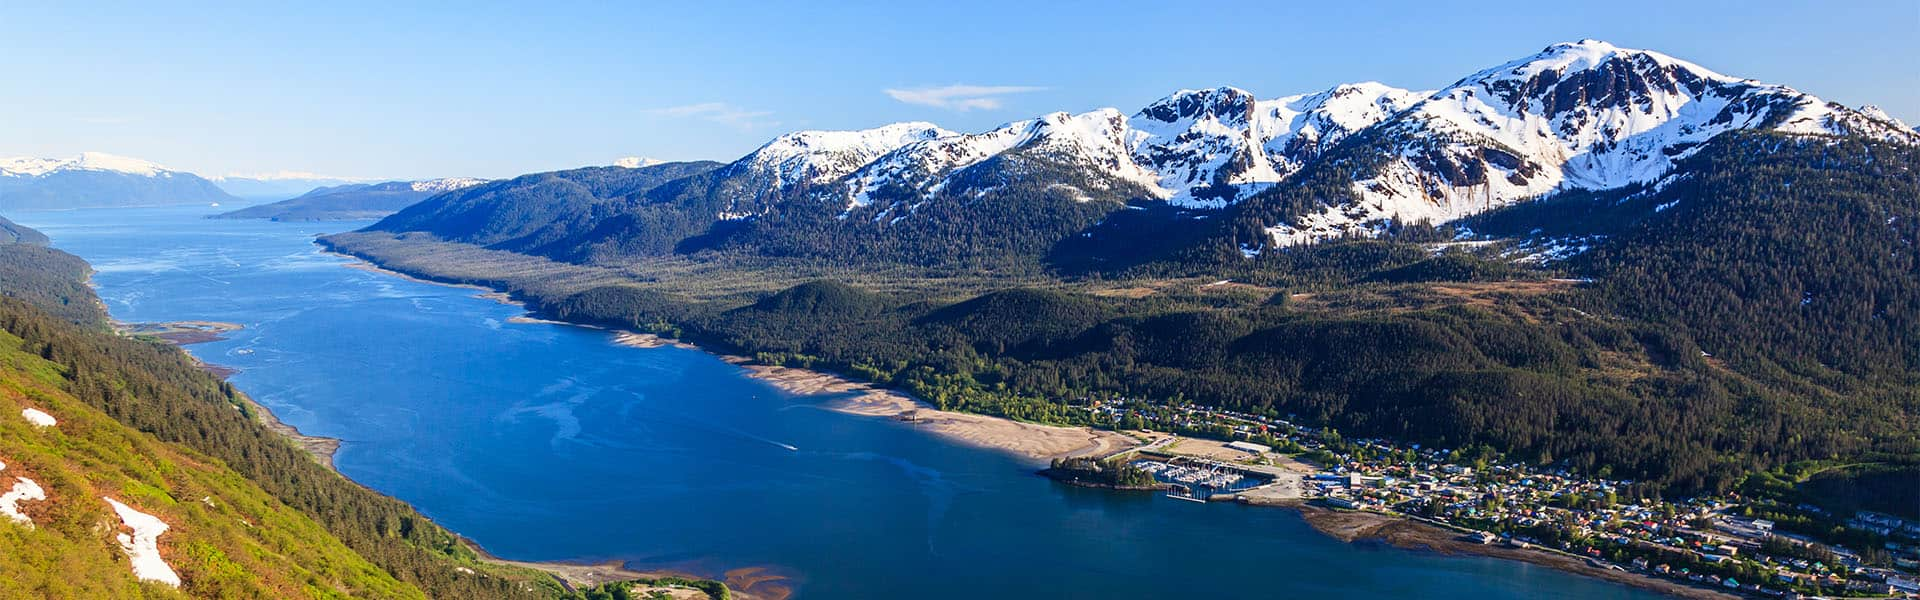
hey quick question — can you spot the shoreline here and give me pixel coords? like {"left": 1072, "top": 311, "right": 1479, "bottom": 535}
{"left": 320, "top": 245, "right": 1720, "bottom": 599}
{"left": 1291, "top": 505, "right": 1740, "bottom": 600}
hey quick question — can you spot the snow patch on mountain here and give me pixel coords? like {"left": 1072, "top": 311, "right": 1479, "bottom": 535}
{"left": 1129, "top": 87, "right": 1282, "bottom": 208}
{"left": 1505, "top": 235, "right": 1606, "bottom": 264}
{"left": 408, "top": 177, "right": 487, "bottom": 193}
{"left": 21, "top": 407, "right": 56, "bottom": 427}
{"left": 1259, "top": 82, "right": 1431, "bottom": 161}
{"left": 105, "top": 497, "right": 181, "bottom": 587}
{"left": 1130, "top": 83, "right": 1428, "bottom": 208}
{"left": 1, "top": 476, "right": 44, "bottom": 528}
{"left": 613, "top": 156, "right": 664, "bottom": 169}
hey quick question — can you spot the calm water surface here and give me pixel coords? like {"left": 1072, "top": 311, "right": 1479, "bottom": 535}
{"left": 17, "top": 206, "right": 1659, "bottom": 599}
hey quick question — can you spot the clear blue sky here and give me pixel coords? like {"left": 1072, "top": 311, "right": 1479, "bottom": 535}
{"left": 3, "top": 0, "right": 1915, "bottom": 180}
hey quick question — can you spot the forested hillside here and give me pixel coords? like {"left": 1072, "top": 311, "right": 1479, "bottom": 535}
{"left": 0, "top": 233, "right": 723, "bottom": 598}
{"left": 371, "top": 162, "right": 722, "bottom": 261}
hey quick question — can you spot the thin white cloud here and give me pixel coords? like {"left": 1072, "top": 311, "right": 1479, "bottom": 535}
{"left": 884, "top": 84, "right": 1047, "bottom": 111}
{"left": 643, "top": 102, "right": 776, "bottom": 130}
{"left": 74, "top": 116, "right": 135, "bottom": 125}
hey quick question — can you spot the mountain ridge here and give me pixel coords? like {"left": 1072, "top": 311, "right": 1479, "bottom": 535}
{"left": 0, "top": 153, "right": 238, "bottom": 210}
{"left": 357, "top": 40, "right": 1915, "bottom": 269}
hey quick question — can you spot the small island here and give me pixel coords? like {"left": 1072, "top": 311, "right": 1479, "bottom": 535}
{"left": 117, "top": 320, "right": 244, "bottom": 345}
{"left": 1039, "top": 456, "right": 1166, "bottom": 490}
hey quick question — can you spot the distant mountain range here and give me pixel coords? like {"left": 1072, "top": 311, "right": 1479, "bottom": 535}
{"left": 210, "top": 173, "right": 369, "bottom": 200}
{"left": 363, "top": 40, "right": 1916, "bottom": 269}
{"left": 213, "top": 177, "right": 488, "bottom": 221}
{"left": 0, "top": 153, "right": 238, "bottom": 210}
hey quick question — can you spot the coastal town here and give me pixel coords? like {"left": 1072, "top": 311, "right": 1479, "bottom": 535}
{"left": 1059, "top": 399, "right": 1920, "bottom": 599}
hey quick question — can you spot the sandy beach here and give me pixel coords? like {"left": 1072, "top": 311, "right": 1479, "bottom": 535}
{"left": 737, "top": 363, "right": 1136, "bottom": 461}
{"left": 610, "top": 331, "right": 696, "bottom": 350}
{"left": 506, "top": 315, "right": 570, "bottom": 325}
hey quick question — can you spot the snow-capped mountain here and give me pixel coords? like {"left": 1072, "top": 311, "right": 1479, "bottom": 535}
{"left": 686, "top": 40, "right": 1912, "bottom": 248}
{"left": 0, "top": 153, "right": 237, "bottom": 209}
{"left": 1260, "top": 40, "right": 1920, "bottom": 246}
{"left": 834, "top": 83, "right": 1426, "bottom": 213}
{"left": 0, "top": 152, "right": 172, "bottom": 177}
{"left": 842, "top": 109, "right": 1159, "bottom": 211}
{"left": 688, "top": 122, "right": 954, "bottom": 217}
{"left": 728, "top": 122, "right": 954, "bottom": 188}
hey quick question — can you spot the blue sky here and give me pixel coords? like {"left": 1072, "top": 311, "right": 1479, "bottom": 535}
{"left": 3, "top": 1, "right": 1916, "bottom": 180}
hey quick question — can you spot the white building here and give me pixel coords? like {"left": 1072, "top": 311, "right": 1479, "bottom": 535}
{"left": 1226, "top": 441, "right": 1271, "bottom": 454}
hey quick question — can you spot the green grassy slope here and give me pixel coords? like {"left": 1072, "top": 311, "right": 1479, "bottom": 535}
{"left": 0, "top": 326, "right": 428, "bottom": 598}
